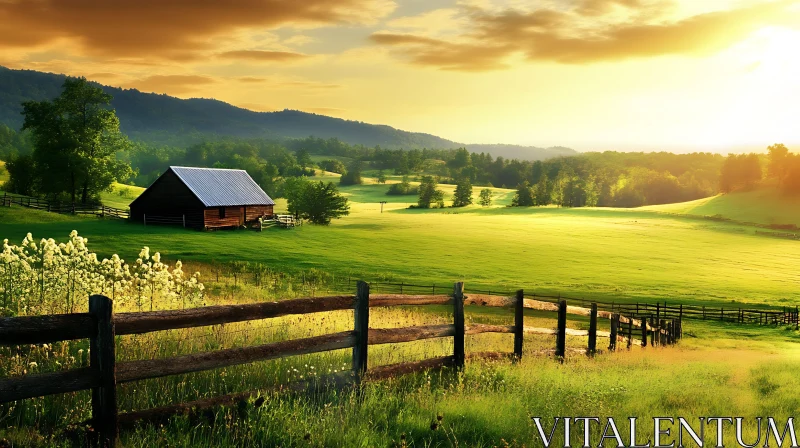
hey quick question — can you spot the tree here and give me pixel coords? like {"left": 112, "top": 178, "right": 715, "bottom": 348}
{"left": 417, "top": 176, "right": 444, "bottom": 208}
{"left": 287, "top": 180, "right": 350, "bottom": 225}
{"left": 339, "top": 161, "right": 363, "bottom": 186}
{"left": 295, "top": 149, "right": 312, "bottom": 168}
{"left": 377, "top": 170, "right": 387, "bottom": 184}
{"left": 533, "top": 176, "right": 550, "bottom": 206}
{"left": 4, "top": 155, "right": 36, "bottom": 195}
{"left": 452, "top": 177, "right": 473, "bottom": 207}
{"left": 719, "top": 153, "right": 762, "bottom": 193}
{"left": 20, "top": 77, "right": 131, "bottom": 203}
{"left": 319, "top": 159, "right": 346, "bottom": 174}
{"left": 767, "top": 143, "right": 790, "bottom": 186}
{"left": 479, "top": 188, "right": 493, "bottom": 206}
{"left": 512, "top": 181, "right": 535, "bottom": 206}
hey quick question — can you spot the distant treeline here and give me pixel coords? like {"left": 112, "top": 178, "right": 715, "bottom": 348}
{"left": 719, "top": 144, "right": 800, "bottom": 196}
{"left": 3, "top": 119, "right": 799, "bottom": 208}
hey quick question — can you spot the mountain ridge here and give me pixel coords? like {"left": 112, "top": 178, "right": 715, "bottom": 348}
{"left": 0, "top": 66, "right": 576, "bottom": 161}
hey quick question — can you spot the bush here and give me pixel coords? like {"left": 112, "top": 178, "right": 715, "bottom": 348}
{"left": 339, "top": 162, "right": 363, "bottom": 186}
{"left": 386, "top": 176, "right": 418, "bottom": 196}
{"left": 319, "top": 159, "right": 346, "bottom": 174}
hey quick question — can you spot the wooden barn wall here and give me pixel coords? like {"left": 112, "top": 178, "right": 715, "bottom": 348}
{"left": 246, "top": 205, "right": 274, "bottom": 221}
{"left": 204, "top": 207, "right": 244, "bottom": 229}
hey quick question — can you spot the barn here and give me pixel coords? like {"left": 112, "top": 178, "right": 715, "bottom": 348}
{"left": 129, "top": 166, "right": 275, "bottom": 230}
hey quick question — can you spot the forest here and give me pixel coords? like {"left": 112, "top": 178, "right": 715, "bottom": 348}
{"left": 5, "top": 118, "right": 800, "bottom": 207}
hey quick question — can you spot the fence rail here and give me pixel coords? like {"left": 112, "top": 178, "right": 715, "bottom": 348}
{"left": 0, "top": 281, "right": 693, "bottom": 447}
{"left": 1, "top": 192, "right": 129, "bottom": 220}
{"left": 334, "top": 279, "right": 798, "bottom": 328}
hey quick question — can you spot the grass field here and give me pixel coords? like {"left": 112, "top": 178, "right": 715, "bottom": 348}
{"left": 3, "top": 175, "right": 800, "bottom": 447}
{"left": 1, "top": 180, "right": 798, "bottom": 307}
{"left": 643, "top": 188, "right": 800, "bottom": 227}
{"left": 98, "top": 182, "right": 146, "bottom": 209}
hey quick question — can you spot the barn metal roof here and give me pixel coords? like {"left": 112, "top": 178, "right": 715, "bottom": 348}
{"left": 169, "top": 166, "right": 275, "bottom": 207}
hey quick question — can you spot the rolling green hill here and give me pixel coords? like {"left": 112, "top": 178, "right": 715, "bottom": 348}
{"left": 0, "top": 66, "right": 575, "bottom": 160}
{"left": 2, "top": 179, "right": 798, "bottom": 306}
{"left": 642, "top": 187, "right": 800, "bottom": 227}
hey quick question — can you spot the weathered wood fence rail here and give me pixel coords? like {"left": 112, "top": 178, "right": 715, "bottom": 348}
{"left": 1, "top": 192, "right": 129, "bottom": 220}
{"left": 341, "top": 280, "right": 798, "bottom": 328}
{"left": 1, "top": 281, "right": 683, "bottom": 447}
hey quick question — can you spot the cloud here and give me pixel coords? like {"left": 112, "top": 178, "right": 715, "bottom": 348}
{"left": 283, "top": 35, "right": 316, "bottom": 46}
{"left": 235, "top": 76, "right": 341, "bottom": 90}
{"left": 371, "top": 0, "right": 800, "bottom": 70}
{"left": 125, "top": 75, "right": 217, "bottom": 95}
{"left": 217, "top": 50, "right": 309, "bottom": 62}
{"left": 0, "top": 0, "right": 397, "bottom": 61}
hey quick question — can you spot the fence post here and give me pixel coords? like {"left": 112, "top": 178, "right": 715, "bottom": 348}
{"left": 609, "top": 314, "right": 619, "bottom": 352}
{"left": 555, "top": 300, "right": 567, "bottom": 359}
{"left": 656, "top": 303, "right": 660, "bottom": 323}
{"left": 679, "top": 304, "right": 683, "bottom": 324}
{"left": 182, "top": 214, "right": 186, "bottom": 228}
{"left": 143, "top": 214, "right": 147, "bottom": 226}
{"left": 353, "top": 281, "right": 369, "bottom": 382}
{"left": 513, "top": 289, "right": 524, "bottom": 361}
{"left": 453, "top": 282, "right": 465, "bottom": 369}
{"left": 659, "top": 319, "right": 666, "bottom": 345}
{"left": 641, "top": 318, "right": 647, "bottom": 347}
{"left": 89, "top": 295, "right": 117, "bottom": 448}
{"left": 702, "top": 306, "right": 706, "bottom": 320}
{"left": 587, "top": 303, "right": 597, "bottom": 356}
{"left": 649, "top": 317, "right": 655, "bottom": 346}
{"left": 626, "top": 317, "right": 633, "bottom": 349}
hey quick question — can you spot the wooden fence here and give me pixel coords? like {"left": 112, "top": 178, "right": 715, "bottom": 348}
{"left": 0, "top": 281, "right": 681, "bottom": 447}
{"left": 339, "top": 280, "right": 799, "bottom": 328}
{"left": 1, "top": 192, "right": 129, "bottom": 220}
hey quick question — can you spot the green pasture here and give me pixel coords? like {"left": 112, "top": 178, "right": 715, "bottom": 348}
{"left": 98, "top": 182, "right": 146, "bottom": 210}
{"left": 643, "top": 188, "right": 800, "bottom": 227}
{"left": 1, "top": 180, "right": 798, "bottom": 307}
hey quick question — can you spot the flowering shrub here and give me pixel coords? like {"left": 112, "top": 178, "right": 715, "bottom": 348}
{"left": 0, "top": 231, "right": 204, "bottom": 316}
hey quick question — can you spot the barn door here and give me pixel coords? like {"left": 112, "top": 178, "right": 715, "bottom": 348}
{"left": 240, "top": 207, "right": 246, "bottom": 226}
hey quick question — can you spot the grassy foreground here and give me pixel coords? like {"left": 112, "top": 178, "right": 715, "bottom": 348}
{"left": 4, "top": 314, "right": 800, "bottom": 447}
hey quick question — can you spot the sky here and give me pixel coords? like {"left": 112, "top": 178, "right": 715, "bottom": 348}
{"left": 1, "top": 0, "right": 800, "bottom": 153}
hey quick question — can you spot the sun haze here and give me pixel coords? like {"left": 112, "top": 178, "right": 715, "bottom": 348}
{"left": 1, "top": 0, "right": 798, "bottom": 151}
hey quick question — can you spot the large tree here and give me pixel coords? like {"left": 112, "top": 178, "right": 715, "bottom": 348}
{"left": 417, "top": 175, "right": 444, "bottom": 208}
{"left": 512, "top": 181, "right": 535, "bottom": 206}
{"left": 767, "top": 143, "right": 790, "bottom": 187}
{"left": 287, "top": 179, "right": 350, "bottom": 225}
{"left": 452, "top": 177, "right": 473, "bottom": 207}
{"left": 20, "top": 77, "right": 131, "bottom": 203}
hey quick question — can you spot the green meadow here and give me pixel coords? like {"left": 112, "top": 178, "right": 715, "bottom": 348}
{"left": 3, "top": 176, "right": 800, "bottom": 447}
{"left": 0, "top": 179, "right": 798, "bottom": 307}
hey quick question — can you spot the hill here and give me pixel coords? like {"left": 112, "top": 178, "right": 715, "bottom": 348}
{"left": 0, "top": 66, "right": 576, "bottom": 160}
{"left": 642, "top": 187, "right": 800, "bottom": 227}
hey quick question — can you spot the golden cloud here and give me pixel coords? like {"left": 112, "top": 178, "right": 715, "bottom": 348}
{"left": 0, "top": 0, "right": 396, "bottom": 60}
{"left": 372, "top": 0, "right": 800, "bottom": 70}
{"left": 217, "top": 50, "right": 309, "bottom": 62}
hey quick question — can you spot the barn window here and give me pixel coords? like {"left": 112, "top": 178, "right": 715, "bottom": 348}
{"left": 219, "top": 207, "right": 226, "bottom": 218}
